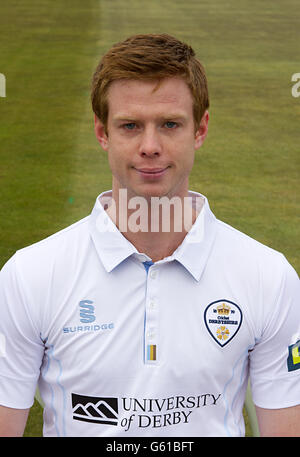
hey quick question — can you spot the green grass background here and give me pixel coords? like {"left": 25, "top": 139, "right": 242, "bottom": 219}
{"left": 0, "top": 0, "right": 299, "bottom": 437}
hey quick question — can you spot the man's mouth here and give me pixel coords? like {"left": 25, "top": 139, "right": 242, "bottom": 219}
{"left": 134, "top": 167, "right": 169, "bottom": 178}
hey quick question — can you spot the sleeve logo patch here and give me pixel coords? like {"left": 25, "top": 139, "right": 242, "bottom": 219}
{"left": 287, "top": 340, "right": 300, "bottom": 372}
{"left": 204, "top": 299, "right": 243, "bottom": 347}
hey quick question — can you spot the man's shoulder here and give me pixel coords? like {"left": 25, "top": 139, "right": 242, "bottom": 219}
{"left": 215, "top": 217, "right": 289, "bottom": 271}
{"left": 213, "top": 218, "right": 300, "bottom": 306}
{"left": 0, "top": 215, "right": 93, "bottom": 307}
{"left": 13, "top": 215, "right": 91, "bottom": 269}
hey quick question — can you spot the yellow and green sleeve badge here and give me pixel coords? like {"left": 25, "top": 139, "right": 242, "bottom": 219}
{"left": 287, "top": 340, "right": 300, "bottom": 372}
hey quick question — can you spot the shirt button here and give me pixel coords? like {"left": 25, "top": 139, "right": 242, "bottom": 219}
{"left": 147, "top": 331, "right": 155, "bottom": 339}
{"left": 150, "top": 270, "right": 157, "bottom": 279}
{"left": 149, "top": 301, "right": 156, "bottom": 309}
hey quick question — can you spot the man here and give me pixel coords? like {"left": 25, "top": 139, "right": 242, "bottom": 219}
{"left": 0, "top": 34, "right": 299, "bottom": 437}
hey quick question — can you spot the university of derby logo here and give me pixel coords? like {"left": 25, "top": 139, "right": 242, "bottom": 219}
{"left": 204, "top": 299, "right": 243, "bottom": 347}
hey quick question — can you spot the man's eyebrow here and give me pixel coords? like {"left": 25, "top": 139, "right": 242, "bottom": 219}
{"left": 160, "top": 114, "right": 188, "bottom": 120}
{"left": 112, "top": 114, "right": 188, "bottom": 122}
{"left": 112, "top": 117, "right": 137, "bottom": 122}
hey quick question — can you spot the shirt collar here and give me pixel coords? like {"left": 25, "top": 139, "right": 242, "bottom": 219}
{"left": 89, "top": 190, "right": 218, "bottom": 281}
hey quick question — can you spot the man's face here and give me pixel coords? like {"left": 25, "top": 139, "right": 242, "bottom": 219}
{"left": 95, "top": 77, "right": 208, "bottom": 201}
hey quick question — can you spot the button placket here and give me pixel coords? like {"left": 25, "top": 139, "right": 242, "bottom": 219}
{"left": 144, "top": 267, "right": 159, "bottom": 364}
{"left": 149, "top": 300, "right": 156, "bottom": 310}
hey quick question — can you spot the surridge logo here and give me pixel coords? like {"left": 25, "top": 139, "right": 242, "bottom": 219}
{"left": 79, "top": 300, "right": 95, "bottom": 323}
{"left": 62, "top": 299, "right": 114, "bottom": 334}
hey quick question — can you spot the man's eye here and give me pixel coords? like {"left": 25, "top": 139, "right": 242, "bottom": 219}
{"left": 165, "top": 121, "right": 177, "bottom": 129}
{"left": 123, "top": 123, "right": 136, "bottom": 130}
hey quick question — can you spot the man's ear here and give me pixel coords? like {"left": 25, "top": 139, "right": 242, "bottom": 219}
{"left": 94, "top": 115, "right": 109, "bottom": 150}
{"left": 194, "top": 110, "right": 209, "bottom": 150}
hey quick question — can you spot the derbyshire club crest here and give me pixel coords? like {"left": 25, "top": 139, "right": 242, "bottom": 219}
{"left": 204, "top": 300, "right": 243, "bottom": 347}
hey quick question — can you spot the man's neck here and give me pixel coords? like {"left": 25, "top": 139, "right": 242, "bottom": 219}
{"left": 105, "top": 190, "right": 203, "bottom": 262}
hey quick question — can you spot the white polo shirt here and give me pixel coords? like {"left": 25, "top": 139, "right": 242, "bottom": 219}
{"left": 0, "top": 191, "right": 299, "bottom": 437}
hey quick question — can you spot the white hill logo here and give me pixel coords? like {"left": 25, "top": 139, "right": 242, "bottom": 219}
{"left": 72, "top": 394, "right": 118, "bottom": 425}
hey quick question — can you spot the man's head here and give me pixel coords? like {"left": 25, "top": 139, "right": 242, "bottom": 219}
{"left": 91, "top": 33, "right": 209, "bottom": 133}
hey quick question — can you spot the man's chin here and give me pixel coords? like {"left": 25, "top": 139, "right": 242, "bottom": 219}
{"left": 126, "top": 184, "right": 171, "bottom": 200}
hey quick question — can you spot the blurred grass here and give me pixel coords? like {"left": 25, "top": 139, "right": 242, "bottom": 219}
{"left": 1, "top": 0, "right": 300, "bottom": 438}
{"left": 0, "top": 0, "right": 108, "bottom": 264}
{"left": 24, "top": 400, "right": 43, "bottom": 437}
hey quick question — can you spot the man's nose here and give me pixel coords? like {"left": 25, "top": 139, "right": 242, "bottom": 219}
{"left": 138, "top": 126, "right": 162, "bottom": 157}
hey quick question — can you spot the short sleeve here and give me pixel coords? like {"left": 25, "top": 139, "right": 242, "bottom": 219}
{"left": 0, "top": 254, "right": 44, "bottom": 408}
{"left": 249, "top": 256, "right": 300, "bottom": 409}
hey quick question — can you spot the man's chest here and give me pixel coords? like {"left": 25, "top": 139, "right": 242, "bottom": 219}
{"left": 41, "top": 263, "right": 255, "bottom": 382}
{"left": 38, "top": 262, "right": 256, "bottom": 436}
